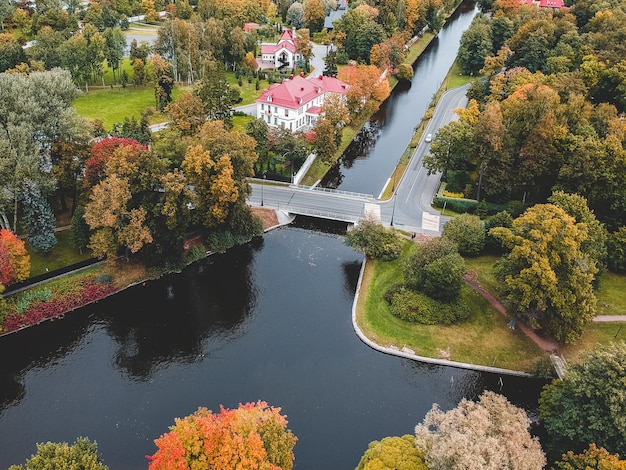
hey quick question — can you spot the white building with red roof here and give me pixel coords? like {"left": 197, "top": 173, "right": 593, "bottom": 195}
{"left": 261, "top": 28, "right": 300, "bottom": 70}
{"left": 519, "top": 0, "right": 567, "bottom": 9}
{"left": 256, "top": 73, "right": 349, "bottom": 131}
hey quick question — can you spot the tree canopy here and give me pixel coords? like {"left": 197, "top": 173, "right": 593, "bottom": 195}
{"left": 148, "top": 401, "right": 297, "bottom": 470}
{"left": 490, "top": 203, "right": 598, "bottom": 343}
{"left": 415, "top": 391, "right": 546, "bottom": 470}
{"left": 539, "top": 342, "right": 626, "bottom": 458}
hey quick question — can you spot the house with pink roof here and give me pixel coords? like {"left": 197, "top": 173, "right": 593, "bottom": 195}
{"left": 260, "top": 28, "right": 300, "bottom": 70}
{"left": 256, "top": 73, "right": 349, "bottom": 131}
{"left": 519, "top": 0, "right": 567, "bottom": 9}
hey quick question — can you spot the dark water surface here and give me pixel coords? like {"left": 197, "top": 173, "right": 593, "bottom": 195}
{"left": 0, "top": 225, "right": 545, "bottom": 468}
{"left": 322, "top": 2, "right": 479, "bottom": 195}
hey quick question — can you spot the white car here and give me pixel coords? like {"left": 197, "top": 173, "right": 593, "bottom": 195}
{"left": 425, "top": 133, "right": 432, "bottom": 143}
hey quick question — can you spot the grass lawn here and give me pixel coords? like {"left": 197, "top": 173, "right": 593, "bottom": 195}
{"left": 446, "top": 62, "right": 475, "bottom": 89}
{"left": 464, "top": 255, "right": 626, "bottom": 364}
{"left": 232, "top": 114, "right": 254, "bottom": 132}
{"left": 226, "top": 74, "right": 270, "bottom": 106}
{"left": 27, "top": 230, "right": 93, "bottom": 277}
{"left": 356, "top": 243, "right": 545, "bottom": 373}
{"left": 73, "top": 85, "right": 187, "bottom": 129}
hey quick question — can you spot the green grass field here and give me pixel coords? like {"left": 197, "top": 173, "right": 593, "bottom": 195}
{"left": 27, "top": 230, "right": 93, "bottom": 277}
{"left": 356, "top": 243, "right": 545, "bottom": 373}
{"left": 464, "top": 254, "right": 626, "bottom": 364}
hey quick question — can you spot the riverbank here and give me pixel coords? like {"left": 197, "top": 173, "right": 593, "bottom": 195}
{"left": 0, "top": 208, "right": 289, "bottom": 337}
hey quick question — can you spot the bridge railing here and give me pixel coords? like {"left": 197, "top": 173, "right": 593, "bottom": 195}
{"left": 281, "top": 206, "right": 362, "bottom": 223}
{"left": 291, "top": 184, "right": 373, "bottom": 199}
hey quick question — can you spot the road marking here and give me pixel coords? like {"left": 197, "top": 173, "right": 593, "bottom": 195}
{"left": 422, "top": 212, "right": 440, "bottom": 231}
{"left": 406, "top": 166, "right": 424, "bottom": 204}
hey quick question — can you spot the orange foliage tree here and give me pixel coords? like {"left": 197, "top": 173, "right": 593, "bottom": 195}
{"left": 147, "top": 401, "right": 297, "bottom": 470}
{"left": 0, "top": 229, "right": 30, "bottom": 286}
{"left": 337, "top": 64, "right": 391, "bottom": 119}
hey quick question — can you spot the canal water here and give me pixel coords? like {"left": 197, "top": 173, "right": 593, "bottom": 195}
{"left": 0, "top": 223, "right": 546, "bottom": 469}
{"left": 321, "top": 2, "right": 479, "bottom": 195}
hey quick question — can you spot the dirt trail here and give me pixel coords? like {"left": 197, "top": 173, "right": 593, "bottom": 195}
{"left": 464, "top": 273, "right": 561, "bottom": 355}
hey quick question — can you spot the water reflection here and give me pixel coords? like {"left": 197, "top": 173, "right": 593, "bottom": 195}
{"left": 321, "top": 2, "right": 478, "bottom": 194}
{"left": 104, "top": 242, "right": 261, "bottom": 381}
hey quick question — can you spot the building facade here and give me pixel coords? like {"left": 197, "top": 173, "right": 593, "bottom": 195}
{"left": 256, "top": 74, "right": 349, "bottom": 132}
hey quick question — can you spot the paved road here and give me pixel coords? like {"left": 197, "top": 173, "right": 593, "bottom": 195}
{"left": 378, "top": 84, "right": 470, "bottom": 233}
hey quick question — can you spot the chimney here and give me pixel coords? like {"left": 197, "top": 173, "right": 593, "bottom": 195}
{"left": 300, "top": 72, "right": 305, "bottom": 77}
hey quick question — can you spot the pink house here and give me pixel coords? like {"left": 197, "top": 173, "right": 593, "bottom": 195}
{"left": 256, "top": 74, "right": 349, "bottom": 131}
{"left": 260, "top": 28, "right": 300, "bottom": 70}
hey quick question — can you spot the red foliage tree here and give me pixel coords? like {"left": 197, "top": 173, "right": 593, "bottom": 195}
{"left": 0, "top": 229, "right": 30, "bottom": 286}
{"left": 148, "top": 401, "right": 297, "bottom": 470}
{"left": 84, "top": 137, "right": 146, "bottom": 188}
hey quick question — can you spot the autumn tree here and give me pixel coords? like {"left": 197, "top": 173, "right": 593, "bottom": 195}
{"left": 0, "top": 229, "right": 30, "bottom": 286}
{"left": 554, "top": 444, "right": 626, "bottom": 470}
{"left": 84, "top": 137, "right": 147, "bottom": 189}
{"left": 356, "top": 435, "right": 428, "bottom": 470}
{"left": 415, "top": 391, "right": 546, "bottom": 470}
{"left": 304, "top": 0, "right": 325, "bottom": 32}
{"left": 344, "top": 216, "right": 402, "bottom": 261}
{"left": 152, "top": 54, "right": 174, "bottom": 111}
{"left": 147, "top": 401, "right": 297, "bottom": 470}
{"left": 8, "top": 437, "right": 109, "bottom": 470}
{"left": 337, "top": 64, "right": 390, "bottom": 119}
{"left": 84, "top": 174, "right": 153, "bottom": 259}
{"left": 490, "top": 204, "right": 598, "bottom": 343}
{"left": 312, "top": 117, "right": 338, "bottom": 164}
{"left": 334, "top": 5, "right": 385, "bottom": 63}
{"left": 164, "top": 92, "right": 206, "bottom": 136}
{"left": 540, "top": 342, "right": 626, "bottom": 458}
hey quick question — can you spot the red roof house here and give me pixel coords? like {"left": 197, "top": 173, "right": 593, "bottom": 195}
{"left": 256, "top": 74, "right": 348, "bottom": 131}
{"left": 260, "top": 28, "right": 299, "bottom": 70}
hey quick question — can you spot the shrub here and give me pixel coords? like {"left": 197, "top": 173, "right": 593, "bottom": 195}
{"left": 389, "top": 288, "right": 469, "bottom": 325}
{"left": 422, "top": 253, "right": 466, "bottom": 302}
{"left": 96, "top": 273, "right": 113, "bottom": 284}
{"left": 14, "top": 289, "right": 53, "bottom": 314}
{"left": 607, "top": 227, "right": 626, "bottom": 273}
{"left": 345, "top": 218, "right": 402, "bottom": 261}
{"left": 442, "top": 213, "right": 485, "bottom": 256}
{"left": 403, "top": 237, "right": 458, "bottom": 291}
{"left": 186, "top": 244, "right": 208, "bottom": 263}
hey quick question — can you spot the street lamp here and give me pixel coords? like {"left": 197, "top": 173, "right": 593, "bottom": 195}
{"left": 390, "top": 194, "right": 397, "bottom": 227}
{"left": 261, "top": 173, "right": 266, "bottom": 206}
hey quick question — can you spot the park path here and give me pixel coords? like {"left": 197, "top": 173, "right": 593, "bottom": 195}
{"left": 463, "top": 273, "right": 562, "bottom": 355}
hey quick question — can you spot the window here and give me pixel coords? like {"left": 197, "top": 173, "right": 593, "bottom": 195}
{"left": 285, "top": 109, "right": 289, "bottom": 117}
{"left": 261, "top": 103, "right": 264, "bottom": 110}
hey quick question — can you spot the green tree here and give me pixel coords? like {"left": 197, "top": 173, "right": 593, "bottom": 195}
{"left": 356, "top": 435, "right": 428, "bottom": 470}
{"left": 102, "top": 27, "right": 125, "bottom": 85}
{"left": 539, "top": 342, "right": 626, "bottom": 458}
{"left": 547, "top": 191, "right": 608, "bottom": 269}
{"left": 442, "top": 213, "right": 485, "bottom": 256}
{"left": 287, "top": 2, "right": 304, "bottom": 28}
{"left": 0, "top": 69, "right": 81, "bottom": 231}
{"left": 21, "top": 180, "right": 57, "bottom": 253}
{"left": 403, "top": 237, "right": 458, "bottom": 291}
{"left": 490, "top": 204, "right": 598, "bottom": 343}
{"left": 344, "top": 217, "right": 402, "bottom": 261}
{"left": 8, "top": 437, "right": 108, "bottom": 470}
{"left": 457, "top": 16, "right": 492, "bottom": 75}
{"left": 422, "top": 252, "right": 466, "bottom": 302}
{"left": 70, "top": 205, "right": 91, "bottom": 254}
{"left": 607, "top": 227, "right": 626, "bottom": 273}
{"left": 195, "top": 61, "right": 239, "bottom": 127}
{"left": 415, "top": 391, "right": 546, "bottom": 470}
{"left": 323, "top": 48, "right": 338, "bottom": 77}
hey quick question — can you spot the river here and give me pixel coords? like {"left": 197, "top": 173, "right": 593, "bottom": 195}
{"left": 0, "top": 222, "right": 546, "bottom": 469}
{"left": 321, "top": 2, "right": 479, "bottom": 195}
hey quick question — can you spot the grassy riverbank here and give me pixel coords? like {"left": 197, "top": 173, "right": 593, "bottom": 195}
{"left": 357, "top": 248, "right": 626, "bottom": 374}
{"left": 355, "top": 243, "right": 545, "bottom": 373}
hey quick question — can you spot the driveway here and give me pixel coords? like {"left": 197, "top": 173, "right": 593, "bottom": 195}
{"left": 308, "top": 42, "right": 328, "bottom": 77}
